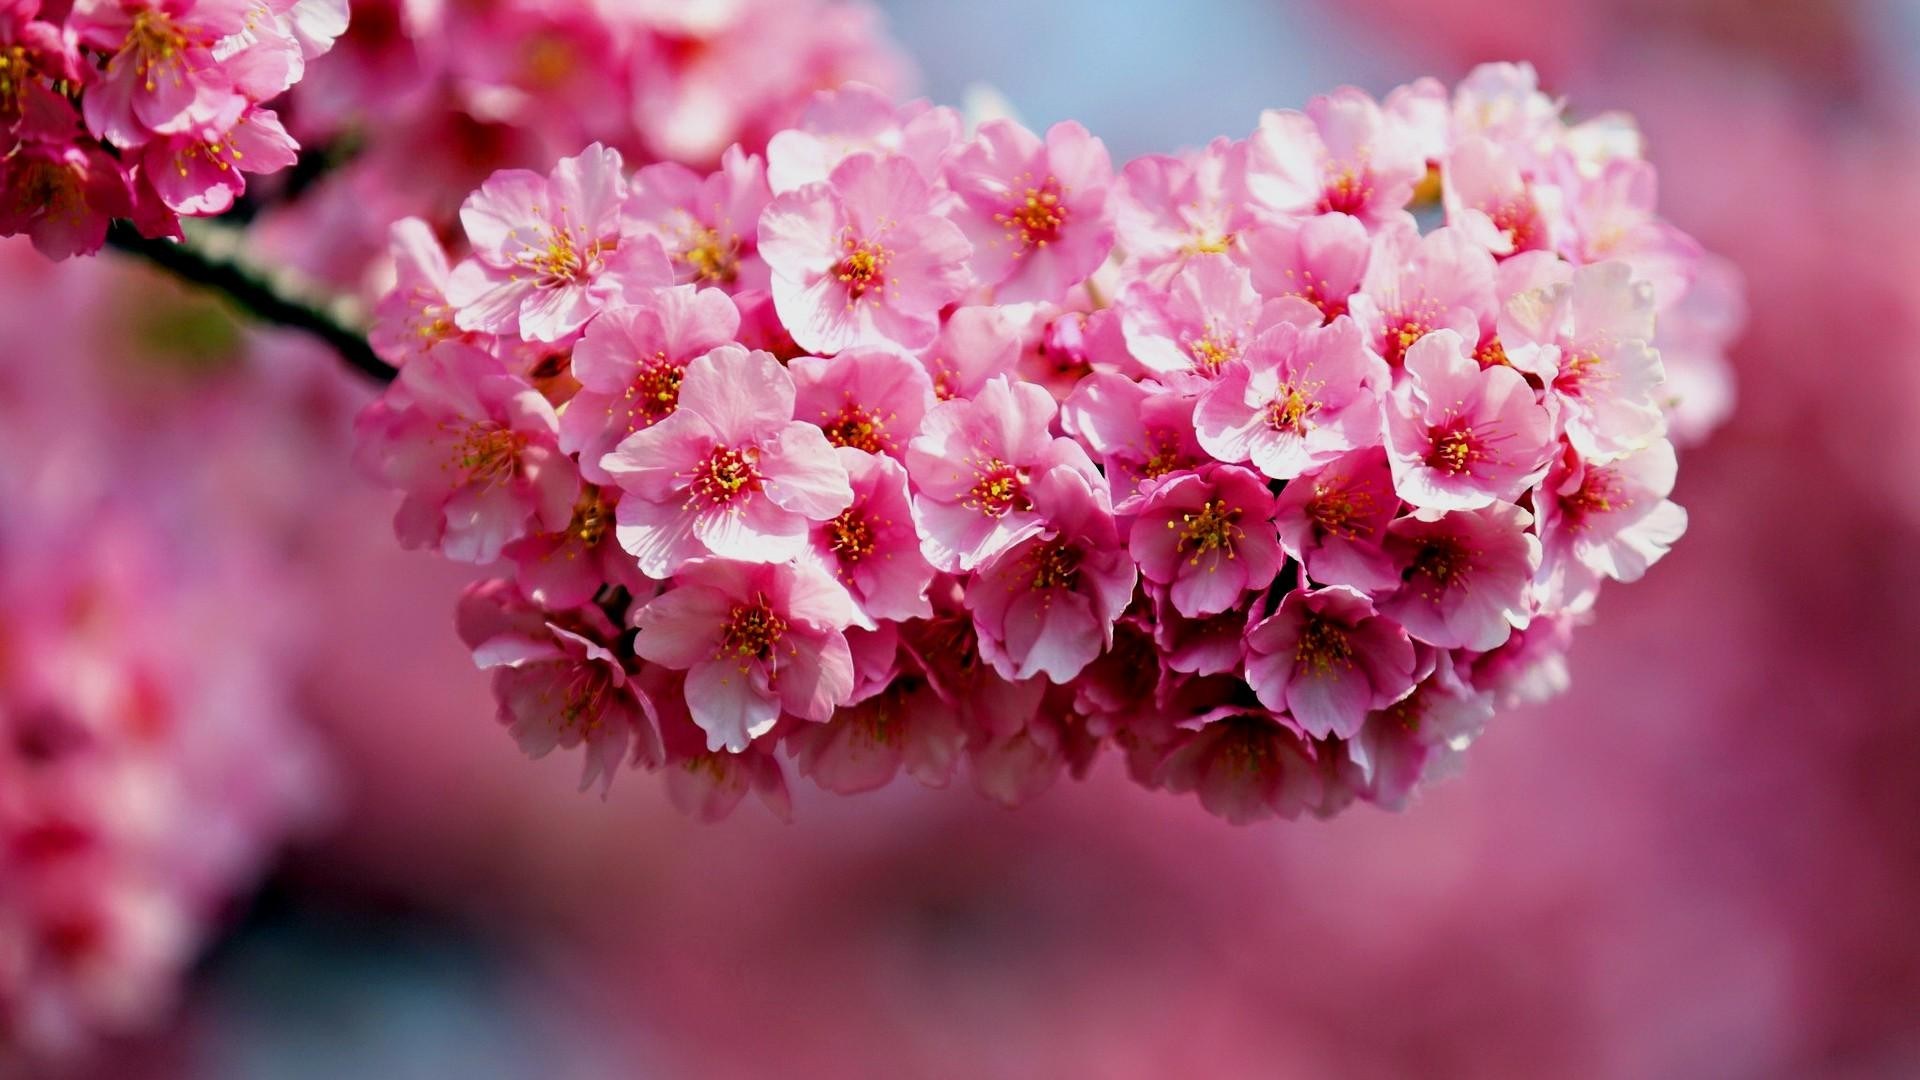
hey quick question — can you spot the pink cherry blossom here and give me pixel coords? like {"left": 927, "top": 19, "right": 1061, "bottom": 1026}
{"left": 1144, "top": 588, "right": 1248, "bottom": 677}
{"left": 1271, "top": 446, "right": 1401, "bottom": 592}
{"left": 70, "top": 0, "right": 252, "bottom": 148}
{"left": 945, "top": 118, "right": 1115, "bottom": 304}
{"left": 758, "top": 150, "right": 971, "bottom": 353}
{"left": 352, "top": 342, "right": 579, "bottom": 564}
{"left": 1378, "top": 502, "right": 1540, "bottom": 650}
{"left": 1501, "top": 259, "right": 1668, "bottom": 458}
{"left": 1347, "top": 222, "right": 1495, "bottom": 368}
{"left": 789, "top": 345, "right": 935, "bottom": 460}
{"left": 1245, "top": 86, "right": 1425, "bottom": 225}
{"left": 1559, "top": 154, "right": 1702, "bottom": 306}
{"left": 1060, "top": 372, "right": 1207, "bottom": 511}
{"left": 965, "top": 694, "right": 1098, "bottom": 807}
{"left": 456, "top": 580, "right": 659, "bottom": 797}
{"left": 602, "top": 344, "right": 852, "bottom": 578}
{"left": 764, "top": 82, "right": 960, "bottom": 194}
{"left": 0, "top": 8, "right": 81, "bottom": 144}
{"left": 1347, "top": 652, "right": 1493, "bottom": 810}
{"left": 625, "top": 144, "right": 772, "bottom": 291}
{"left": 137, "top": 105, "right": 297, "bottom": 216}
{"left": 445, "top": 143, "right": 672, "bottom": 343}
{"left": 806, "top": 447, "right": 935, "bottom": 628}
{"left": 898, "top": 589, "right": 1046, "bottom": 743}
{"left": 1119, "top": 255, "right": 1272, "bottom": 382}
{"left": 1129, "top": 465, "right": 1283, "bottom": 618}
{"left": 649, "top": 674, "right": 794, "bottom": 823}
{"left": 966, "top": 467, "right": 1136, "bottom": 684}
{"left": 1534, "top": 440, "right": 1687, "bottom": 611}
{"left": 1111, "top": 137, "right": 1253, "bottom": 286}
{"left": 1653, "top": 253, "right": 1743, "bottom": 445}
{"left": 630, "top": 558, "right": 855, "bottom": 753}
{"left": 1450, "top": 61, "right": 1562, "bottom": 154}
{"left": 1238, "top": 211, "right": 1371, "bottom": 326}
{"left": 370, "top": 217, "right": 467, "bottom": 364}
{"left": 560, "top": 284, "right": 741, "bottom": 484}
{"left": 1385, "top": 328, "right": 1554, "bottom": 510}
{"left": 916, "top": 303, "right": 1023, "bottom": 401}
{"left": 1155, "top": 712, "right": 1332, "bottom": 824}
{"left": 1194, "top": 315, "right": 1386, "bottom": 479}
{"left": 1244, "top": 586, "right": 1418, "bottom": 740}
{"left": 0, "top": 141, "right": 129, "bottom": 258}
{"left": 905, "top": 374, "right": 1101, "bottom": 572}
{"left": 501, "top": 485, "right": 650, "bottom": 611}
{"left": 1443, "top": 135, "right": 1560, "bottom": 257}
{"left": 787, "top": 669, "right": 962, "bottom": 795}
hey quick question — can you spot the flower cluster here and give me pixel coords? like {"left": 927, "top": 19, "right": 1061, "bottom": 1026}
{"left": 355, "top": 64, "right": 1739, "bottom": 823}
{"left": 0, "top": 0, "right": 346, "bottom": 258}
{"left": 243, "top": 0, "right": 911, "bottom": 291}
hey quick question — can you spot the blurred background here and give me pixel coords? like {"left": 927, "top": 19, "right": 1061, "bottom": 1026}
{"left": 7, "top": 0, "right": 1920, "bottom": 1076}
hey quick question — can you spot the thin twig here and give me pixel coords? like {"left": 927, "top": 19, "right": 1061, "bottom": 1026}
{"left": 105, "top": 220, "right": 396, "bottom": 384}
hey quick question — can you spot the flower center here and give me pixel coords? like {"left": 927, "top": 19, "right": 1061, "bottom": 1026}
{"left": 995, "top": 176, "right": 1068, "bottom": 251}
{"left": 1141, "top": 432, "right": 1189, "bottom": 479}
{"left": 1407, "top": 536, "right": 1469, "bottom": 596}
{"left": 1384, "top": 689, "right": 1426, "bottom": 732}
{"left": 1485, "top": 197, "right": 1540, "bottom": 252}
{"left": 14, "top": 157, "right": 85, "bottom": 227}
{"left": 626, "top": 352, "right": 684, "bottom": 424}
{"left": 826, "top": 507, "right": 875, "bottom": 563}
{"left": 449, "top": 422, "right": 528, "bottom": 486}
{"left": 1173, "top": 498, "right": 1243, "bottom": 564}
{"left": 835, "top": 236, "right": 890, "bottom": 300}
{"left": 0, "top": 46, "right": 36, "bottom": 115}
{"left": 1219, "top": 718, "right": 1278, "bottom": 776}
{"left": 1267, "top": 385, "right": 1318, "bottom": 434}
{"left": 126, "top": 10, "right": 191, "bottom": 92}
{"left": 928, "top": 359, "right": 959, "bottom": 401}
{"left": 1027, "top": 541, "right": 1082, "bottom": 592}
{"left": 1309, "top": 479, "right": 1380, "bottom": 539}
{"left": 1385, "top": 318, "right": 1430, "bottom": 368}
{"left": 558, "top": 663, "right": 614, "bottom": 733}
{"left": 1294, "top": 279, "right": 1349, "bottom": 322}
{"left": 855, "top": 694, "right": 902, "bottom": 746}
{"left": 1475, "top": 334, "right": 1510, "bottom": 368}
{"left": 1317, "top": 164, "right": 1374, "bottom": 216}
{"left": 570, "top": 487, "right": 614, "bottom": 547}
{"left": 965, "top": 459, "right": 1028, "bottom": 518}
{"left": 1187, "top": 333, "right": 1237, "bottom": 373}
{"left": 721, "top": 594, "right": 787, "bottom": 663}
{"left": 1184, "top": 232, "right": 1234, "bottom": 256}
{"left": 1425, "top": 423, "right": 1483, "bottom": 476}
{"left": 520, "top": 225, "right": 606, "bottom": 288}
{"left": 1555, "top": 350, "right": 1604, "bottom": 398}
{"left": 690, "top": 445, "right": 761, "bottom": 505}
{"left": 1294, "top": 616, "right": 1354, "bottom": 676}
{"left": 1562, "top": 468, "right": 1629, "bottom": 529}
{"left": 821, "top": 403, "right": 888, "bottom": 453}
{"left": 680, "top": 225, "right": 740, "bottom": 284}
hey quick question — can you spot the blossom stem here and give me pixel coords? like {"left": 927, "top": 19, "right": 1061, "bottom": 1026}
{"left": 105, "top": 220, "right": 397, "bottom": 384}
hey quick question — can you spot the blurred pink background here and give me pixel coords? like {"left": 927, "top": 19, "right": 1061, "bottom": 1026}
{"left": 9, "top": 0, "right": 1920, "bottom": 1076}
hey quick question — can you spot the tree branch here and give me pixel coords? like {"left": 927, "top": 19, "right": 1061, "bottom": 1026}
{"left": 106, "top": 220, "right": 397, "bottom": 385}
